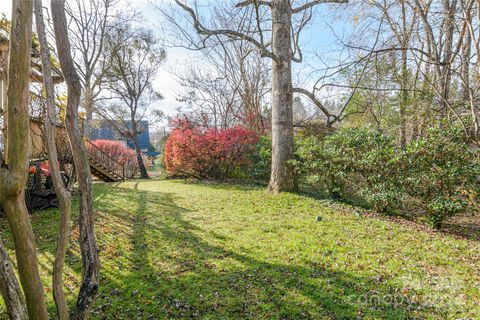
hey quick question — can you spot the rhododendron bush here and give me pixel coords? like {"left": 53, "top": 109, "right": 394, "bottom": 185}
{"left": 164, "top": 119, "right": 259, "bottom": 179}
{"left": 91, "top": 140, "right": 141, "bottom": 178}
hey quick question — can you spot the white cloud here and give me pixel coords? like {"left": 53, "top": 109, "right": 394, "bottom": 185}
{"left": 154, "top": 47, "right": 192, "bottom": 115}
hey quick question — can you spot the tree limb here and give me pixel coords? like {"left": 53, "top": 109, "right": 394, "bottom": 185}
{"left": 174, "top": 0, "right": 276, "bottom": 60}
{"left": 292, "top": 0, "right": 348, "bottom": 14}
{"left": 236, "top": 0, "right": 271, "bottom": 8}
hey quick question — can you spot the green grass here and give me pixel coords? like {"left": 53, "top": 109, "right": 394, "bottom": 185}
{"left": 1, "top": 179, "right": 479, "bottom": 319}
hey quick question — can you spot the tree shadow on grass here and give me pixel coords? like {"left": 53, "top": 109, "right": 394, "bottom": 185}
{"left": 86, "top": 183, "right": 446, "bottom": 320}
{"left": 440, "top": 213, "right": 480, "bottom": 241}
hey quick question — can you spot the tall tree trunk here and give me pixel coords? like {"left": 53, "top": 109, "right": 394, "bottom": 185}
{"left": 0, "top": 61, "right": 7, "bottom": 151}
{"left": 131, "top": 120, "right": 149, "bottom": 179}
{"left": 268, "top": 0, "right": 295, "bottom": 193}
{"left": 134, "top": 137, "right": 149, "bottom": 179}
{"left": 400, "top": 48, "right": 408, "bottom": 147}
{"left": 83, "top": 86, "right": 94, "bottom": 139}
{"left": 51, "top": 1, "right": 100, "bottom": 319}
{"left": 0, "top": 238, "right": 28, "bottom": 320}
{"left": 461, "top": 0, "right": 472, "bottom": 104}
{"left": 439, "top": 0, "right": 457, "bottom": 114}
{"left": 399, "top": 0, "right": 408, "bottom": 147}
{"left": 0, "top": 1, "right": 49, "bottom": 319}
{"left": 34, "top": 1, "right": 72, "bottom": 319}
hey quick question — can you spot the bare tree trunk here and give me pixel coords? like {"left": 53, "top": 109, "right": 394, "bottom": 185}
{"left": 400, "top": 48, "right": 408, "bottom": 146}
{"left": 461, "top": 0, "right": 472, "bottom": 104}
{"left": 399, "top": 0, "right": 408, "bottom": 147}
{"left": 1, "top": 201, "right": 49, "bottom": 320}
{"left": 83, "top": 86, "right": 94, "bottom": 139}
{"left": 134, "top": 137, "right": 149, "bottom": 179}
{"left": 0, "top": 1, "right": 49, "bottom": 319}
{"left": 439, "top": 0, "right": 457, "bottom": 114}
{"left": 268, "top": 0, "right": 295, "bottom": 193}
{"left": 34, "top": 1, "right": 72, "bottom": 319}
{"left": 0, "top": 238, "right": 28, "bottom": 320}
{"left": 51, "top": 1, "right": 100, "bottom": 319}
{"left": 0, "top": 59, "right": 7, "bottom": 152}
{"left": 131, "top": 120, "right": 149, "bottom": 179}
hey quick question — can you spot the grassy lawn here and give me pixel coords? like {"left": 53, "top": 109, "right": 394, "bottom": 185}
{"left": 1, "top": 179, "right": 479, "bottom": 319}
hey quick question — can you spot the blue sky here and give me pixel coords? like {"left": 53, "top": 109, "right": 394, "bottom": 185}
{"left": 0, "top": 0, "right": 352, "bottom": 119}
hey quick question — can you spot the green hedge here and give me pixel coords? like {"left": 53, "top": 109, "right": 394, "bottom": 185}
{"left": 292, "top": 127, "right": 479, "bottom": 229}
{"left": 247, "top": 136, "right": 272, "bottom": 182}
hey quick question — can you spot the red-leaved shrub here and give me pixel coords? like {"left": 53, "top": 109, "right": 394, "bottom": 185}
{"left": 164, "top": 119, "right": 259, "bottom": 179}
{"left": 91, "top": 140, "right": 140, "bottom": 178}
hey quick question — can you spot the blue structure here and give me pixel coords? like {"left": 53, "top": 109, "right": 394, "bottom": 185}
{"left": 91, "top": 120, "right": 151, "bottom": 151}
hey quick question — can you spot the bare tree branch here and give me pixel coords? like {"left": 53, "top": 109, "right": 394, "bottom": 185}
{"left": 173, "top": 0, "right": 276, "bottom": 60}
{"left": 292, "top": 0, "right": 348, "bottom": 14}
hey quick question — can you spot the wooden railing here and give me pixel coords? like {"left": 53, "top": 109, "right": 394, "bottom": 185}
{"left": 85, "top": 139, "right": 127, "bottom": 181}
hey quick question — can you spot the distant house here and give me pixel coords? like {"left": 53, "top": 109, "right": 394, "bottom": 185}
{"left": 91, "top": 120, "right": 151, "bottom": 151}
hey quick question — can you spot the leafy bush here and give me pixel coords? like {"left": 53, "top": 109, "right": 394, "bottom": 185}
{"left": 247, "top": 136, "right": 272, "bottom": 181}
{"left": 399, "top": 127, "right": 479, "bottom": 228}
{"left": 164, "top": 119, "right": 259, "bottom": 180}
{"left": 91, "top": 140, "right": 140, "bottom": 178}
{"left": 293, "top": 127, "right": 479, "bottom": 228}
{"left": 294, "top": 128, "right": 398, "bottom": 207}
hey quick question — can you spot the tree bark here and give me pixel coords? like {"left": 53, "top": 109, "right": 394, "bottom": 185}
{"left": 268, "top": 0, "right": 295, "bottom": 193}
{"left": 134, "top": 135, "right": 149, "bottom": 179}
{"left": 51, "top": 1, "right": 100, "bottom": 319}
{"left": 0, "top": 1, "right": 49, "bottom": 319}
{"left": 83, "top": 86, "right": 94, "bottom": 139}
{"left": 131, "top": 118, "right": 149, "bottom": 179}
{"left": 34, "top": 1, "right": 72, "bottom": 319}
{"left": 399, "top": 0, "right": 408, "bottom": 147}
{"left": 399, "top": 48, "right": 408, "bottom": 147}
{"left": 0, "top": 62, "right": 7, "bottom": 153}
{"left": 0, "top": 238, "right": 28, "bottom": 320}
{"left": 460, "top": 0, "right": 472, "bottom": 104}
{"left": 439, "top": 0, "right": 457, "bottom": 114}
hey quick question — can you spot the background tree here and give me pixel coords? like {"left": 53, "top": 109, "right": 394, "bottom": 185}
{"left": 66, "top": 0, "right": 134, "bottom": 138}
{"left": 177, "top": 39, "right": 270, "bottom": 132}
{"left": 325, "top": 0, "right": 480, "bottom": 143}
{"left": 293, "top": 96, "right": 308, "bottom": 124}
{"left": 99, "top": 24, "right": 166, "bottom": 179}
